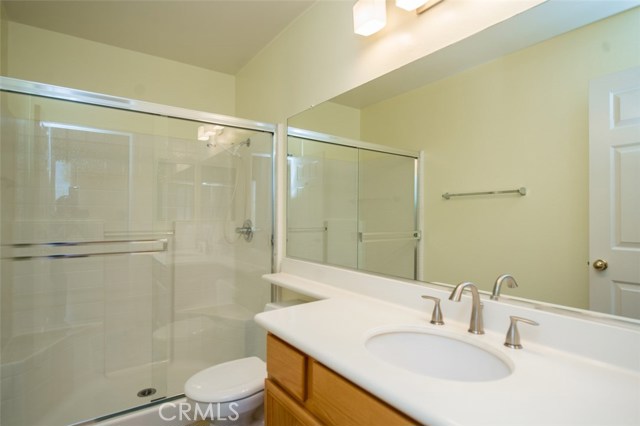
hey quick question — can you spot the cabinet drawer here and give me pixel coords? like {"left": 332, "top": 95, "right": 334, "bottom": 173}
{"left": 307, "top": 361, "right": 418, "bottom": 426}
{"left": 267, "top": 334, "right": 307, "bottom": 402}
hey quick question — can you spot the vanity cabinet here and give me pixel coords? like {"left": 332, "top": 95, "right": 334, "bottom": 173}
{"left": 265, "top": 334, "right": 418, "bottom": 426}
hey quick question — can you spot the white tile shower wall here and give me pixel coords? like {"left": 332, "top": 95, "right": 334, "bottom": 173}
{"left": 104, "top": 255, "right": 154, "bottom": 374}
{"left": 2, "top": 252, "right": 157, "bottom": 425}
{"left": 129, "top": 134, "right": 155, "bottom": 231}
{"left": 0, "top": 325, "right": 101, "bottom": 426}
{"left": 9, "top": 220, "right": 104, "bottom": 245}
{"left": 10, "top": 255, "right": 105, "bottom": 335}
{"left": 7, "top": 126, "right": 132, "bottom": 232}
{"left": 171, "top": 255, "right": 233, "bottom": 312}
{"left": 152, "top": 258, "right": 172, "bottom": 364}
{"left": 173, "top": 221, "right": 227, "bottom": 254}
{"left": 234, "top": 260, "right": 271, "bottom": 313}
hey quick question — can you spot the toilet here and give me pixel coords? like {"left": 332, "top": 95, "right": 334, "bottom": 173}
{"left": 184, "top": 300, "right": 306, "bottom": 425}
{"left": 184, "top": 356, "right": 267, "bottom": 426}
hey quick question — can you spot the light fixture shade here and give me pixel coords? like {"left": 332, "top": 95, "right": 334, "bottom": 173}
{"left": 353, "top": 0, "right": 386, "bottom": 36}
{"left": 395, "top": 0, "right": 428, "bottom": 11}
{"left": 197, "top": 124, "right": 224, "bottom": 141}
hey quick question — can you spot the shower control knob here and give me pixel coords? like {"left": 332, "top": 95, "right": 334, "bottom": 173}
{"left": 235, "top": 219, "right": 254, "bottom": 242}
{"left": 592, "top": 259, "right": 608, "bottom": 271}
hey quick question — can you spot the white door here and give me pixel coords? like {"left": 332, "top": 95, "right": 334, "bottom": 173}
{"left": 589, "top": 66, "right": 640, "bottom": 319}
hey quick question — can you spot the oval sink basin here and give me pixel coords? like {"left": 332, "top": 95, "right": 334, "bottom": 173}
{"left": 365, "top": 330, "right": 512, "bottom": 382}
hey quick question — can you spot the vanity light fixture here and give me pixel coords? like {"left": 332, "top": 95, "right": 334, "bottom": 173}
{"left": 395, "top": 0, "right": 428, "bottom": 12}
{"left": 354, "top": 0, "right": 444, "bottom": 36}
{"left": 353, "top": 0, "right": 386, "bottom": 36}
{"left": 414, "top": 0, "right": 445, "bottom": 14}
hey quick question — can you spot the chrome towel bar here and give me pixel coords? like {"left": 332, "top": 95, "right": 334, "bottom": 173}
{"left": 442, "top": 187, "right": 527, "bottom": 200}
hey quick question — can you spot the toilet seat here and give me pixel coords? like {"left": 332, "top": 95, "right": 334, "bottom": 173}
{"left": 185, "top": 357, "right": 266, "bottom": 403}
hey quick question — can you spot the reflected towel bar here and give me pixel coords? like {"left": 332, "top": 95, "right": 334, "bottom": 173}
{"left": 288, "top": 227, "right": 327, "bottom": 233}
{"left": 359, "top": 231, "right": 422, "bottom": 243}
{"left": 442, "top": 187, "right": 527, "bottom": 200}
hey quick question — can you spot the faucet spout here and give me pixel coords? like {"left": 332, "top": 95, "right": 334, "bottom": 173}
{"left": 491, "top": 274, "right": 518, "bottom": 300}
{"left": 449, "top": 281, "right": 484, "bottom": 334}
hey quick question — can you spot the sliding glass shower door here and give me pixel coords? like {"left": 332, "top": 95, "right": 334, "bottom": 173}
{"left": 358, "top": 149, "right": 418, "bottom": 279}
{"left": 287, "top": 133, "right": 419, "bottom": 280}
{"left": 287, "top": 137, "right": 359, "bottom": 269}
{"left": 0, "top": 80, "right": 274, "bottom": 426}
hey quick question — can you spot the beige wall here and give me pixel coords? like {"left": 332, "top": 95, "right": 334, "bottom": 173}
{"left": 359, "top": 8, "right": 640, "bottom": 308}
{"left": 1, "top": 0, "right": 546, "bottom": 124}
{"left": 3, "top": 22, "right": 236, "bottom": 114}
{"left": 288, "top": 101, "right": 361, "bottom": 141}
{"left": 236, "top": 0, "right": 545, "bottom": 124}
{"left": 0, "top": 0, "right": 8, "bottom": 350}
{"left": 0, "top": 2, "right": 6, "bottom": 76}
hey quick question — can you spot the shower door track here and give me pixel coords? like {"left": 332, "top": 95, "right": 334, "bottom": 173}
{"left": 0, "top": 77, "right": 276, "bottom": 133}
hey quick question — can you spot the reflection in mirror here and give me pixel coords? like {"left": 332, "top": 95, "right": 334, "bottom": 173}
{"left": 287, "top": 136, "right": 359, "bottom": 269}
{"left": 357, "top": 149, "right": 420, "bottom": 279}
{"left": 287, "top": 130, "right": 420, "bottom": 280}
{"left": 287, "top": 6, "right": 640, "bottom": 322}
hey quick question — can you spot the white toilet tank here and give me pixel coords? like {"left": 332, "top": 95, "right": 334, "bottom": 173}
{"left": 264, "top": 299, "right": 307, "bottom": 311}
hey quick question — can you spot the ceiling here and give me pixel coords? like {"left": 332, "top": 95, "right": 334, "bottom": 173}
{"left": 2, "top": 0, "right": 317, "bottom": 75}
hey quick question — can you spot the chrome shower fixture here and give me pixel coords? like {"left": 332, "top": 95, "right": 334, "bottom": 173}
{"left": 235, "top": 219, "right": 254, "bottom": 242}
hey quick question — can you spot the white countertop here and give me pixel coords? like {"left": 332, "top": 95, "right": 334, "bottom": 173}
{"left": 256, "top": 274, "right": 640, "bottom": 426}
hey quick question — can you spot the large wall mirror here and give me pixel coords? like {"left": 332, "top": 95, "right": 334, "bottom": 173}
{"left": 287, "top": 2, "right": 640, "bottom": 322}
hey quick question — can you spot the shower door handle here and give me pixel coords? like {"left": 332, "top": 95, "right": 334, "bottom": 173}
{"left": 2, "top": 239, "right": 168, "bottom": 260}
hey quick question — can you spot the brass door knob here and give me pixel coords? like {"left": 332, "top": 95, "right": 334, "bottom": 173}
{"left": 593, "top": 259, "right": 608, "bottom": 271}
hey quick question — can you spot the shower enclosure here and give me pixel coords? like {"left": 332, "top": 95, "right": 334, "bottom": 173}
{"left": 287, "top": 128, "right": 421, "bottom": 280}
{"left": 0, "top": 78, "right": 275, "bottom": 426}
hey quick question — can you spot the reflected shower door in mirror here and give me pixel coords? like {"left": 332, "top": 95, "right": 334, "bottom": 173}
{"left": 286, "top": 5, "right": 640, "bottom": 322}
{"left": 287, "top": 131, "right": 421, "bottom": 280}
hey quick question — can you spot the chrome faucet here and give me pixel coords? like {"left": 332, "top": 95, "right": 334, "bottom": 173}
{"left": 491, "top": 274, "right": 518, "bottom": 300}
{"left": 449, "top": 281, "right": 484, "bottom": 334}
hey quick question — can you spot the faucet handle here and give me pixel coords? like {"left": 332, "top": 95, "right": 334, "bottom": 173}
{"left": 421, "top": 295, "right": 444, "bottom": 325}
{"left": 504, "top": 316, "right": 539, "bottom": 349}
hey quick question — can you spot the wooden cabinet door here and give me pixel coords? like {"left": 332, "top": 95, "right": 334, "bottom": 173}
{"left": 265, "top": 379, "right": 323, "bottom": 426}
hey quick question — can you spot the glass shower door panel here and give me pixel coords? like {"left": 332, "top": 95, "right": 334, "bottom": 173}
{"left": 358, "top": 150, "right": 417, "bottom": 280}
{"left": 287, "top": 137, "right": 359, "bottom": 268}
{"left": 160, "top": 117, "right": 274, "bottom": 398}
{"left": 0, "top": 92, "right": 171, "bottom": 426}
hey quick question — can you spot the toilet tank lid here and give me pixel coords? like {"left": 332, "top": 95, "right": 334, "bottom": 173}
{"left": 184, "top": 357, "right": 267, "bottom": 403}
